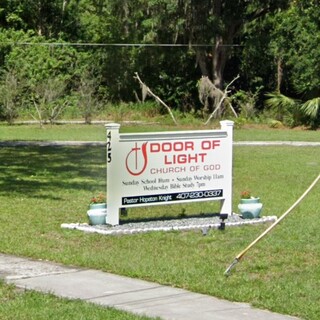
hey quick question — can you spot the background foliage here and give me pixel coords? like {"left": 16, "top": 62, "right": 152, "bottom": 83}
{"left": 0, "top": 0, "right": 319, "bottom": 126}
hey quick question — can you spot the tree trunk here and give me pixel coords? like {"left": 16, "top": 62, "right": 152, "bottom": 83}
{"left": 196, "top": 50, "right": 210, "bottom": 77}
{"left": 195, "top": 39, "right": 227, "bottom": 90}
{"left": 212, "top": 35, "right": 227, "bottom": 89}
{"left": 277, "top": 57, "right": 283, "bottom": 93}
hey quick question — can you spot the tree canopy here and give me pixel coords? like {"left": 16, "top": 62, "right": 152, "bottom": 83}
{"left": 0, "top": 0, "right": 319, "bottom": 126}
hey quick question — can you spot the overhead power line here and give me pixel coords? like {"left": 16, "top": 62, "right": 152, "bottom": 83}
{"left": 3, "top": 42, "right": 243, "bottom": 48}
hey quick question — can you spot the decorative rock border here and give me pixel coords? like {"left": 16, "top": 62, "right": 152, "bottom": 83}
{"left": 61, "top": 214, "right": 277, "bottom": 236}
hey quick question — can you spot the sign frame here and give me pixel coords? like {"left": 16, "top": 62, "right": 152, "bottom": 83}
{"left": 106, "top": 120, "right": 234, "bottom": 225}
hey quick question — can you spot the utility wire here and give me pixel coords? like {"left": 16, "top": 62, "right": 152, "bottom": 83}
{"left": 2, "top": 42, "right": 243, "bottom": 48}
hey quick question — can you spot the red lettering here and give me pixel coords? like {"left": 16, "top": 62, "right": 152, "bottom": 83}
{"left": 185, "top": 141, "right": 194, "bottom": 151}
{"left": 150, "top": 141, "right": 195, "bottom": 152}
{"left": 201, "top": 140, "right": 220, "bottom": 150}
{"left": 162, "top": 142, "right": 172, "bottom": 151}
{"left": 150, "top": 143, "right": 161, "bottom": 152}
{"left": 164, "top": 153, "right": 207, "bottom": 164}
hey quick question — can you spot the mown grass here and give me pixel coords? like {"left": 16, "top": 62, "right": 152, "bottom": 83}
{"left": 0, "top": 280, "right": 157, "bottom": 320}
{"left": 0, "top": 137, "right": 319, "bottom": 319}
{"left": 0, "top": 122, "right": 319, "bottom": 142}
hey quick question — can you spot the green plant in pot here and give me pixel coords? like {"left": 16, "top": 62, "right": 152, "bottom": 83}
{"left": 89, "top": 193, "right": 106, "bottom": 209}
{"left": 238, "top": 190, "right": 263, "bottom": 219}
{"left": 87, "top": 193, "right": 107, "bottom": 225}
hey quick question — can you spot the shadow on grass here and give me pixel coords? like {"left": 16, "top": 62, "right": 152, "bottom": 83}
{"left": 0, "top": 145, "right": 215, "bottom": 220}
{"left": 119, "top": 211, "right": 221, "bottom": 224}
{"left": 0, "top": 146, "right": 106, "bottom": 199}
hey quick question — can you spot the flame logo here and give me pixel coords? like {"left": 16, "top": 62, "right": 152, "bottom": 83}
{"left": 125, "top": 142, "right": 148, "bottom": 176}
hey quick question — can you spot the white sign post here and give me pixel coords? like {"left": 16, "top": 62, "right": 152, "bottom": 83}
{"left": 106, "top": 121, "right": 234, "bottom": 226}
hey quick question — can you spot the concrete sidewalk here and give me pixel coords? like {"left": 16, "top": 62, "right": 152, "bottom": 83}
{"left": 0, "top": 253, "right": 299, "bottom": 320}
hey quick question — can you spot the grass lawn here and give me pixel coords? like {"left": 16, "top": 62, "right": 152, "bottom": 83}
{"left": 0, "top": 123, "right": 319, "bottom": 319}
{"left": 0, "top": 122, "right": 319, "bottom": 142}
{"left": 0, "top": 280, "right": 158, "bottom": 320}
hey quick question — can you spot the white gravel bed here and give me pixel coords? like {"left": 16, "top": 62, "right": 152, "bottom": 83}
{"left": 61, "top": 214, "right": 277, "bottom": 236}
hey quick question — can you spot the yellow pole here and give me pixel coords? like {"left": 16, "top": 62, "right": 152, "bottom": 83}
{"left": 225, "top": 173, "right": 320, "bottom": 276}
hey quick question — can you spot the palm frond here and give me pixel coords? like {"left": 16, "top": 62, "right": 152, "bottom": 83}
{"left": 301, "top": 97, "right": 320, "bottom": 119}
{"left": 264, "top": 92, "right": 299, "bottom": 122}
{"left": 265, "top": 92, "right": 298, "bottom": 110}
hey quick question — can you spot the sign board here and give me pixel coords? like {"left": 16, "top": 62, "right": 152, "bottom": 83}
{"left": 106, "top": 121, "right": 234, "bottom": 225}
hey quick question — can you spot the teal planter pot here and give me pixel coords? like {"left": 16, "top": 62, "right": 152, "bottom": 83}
{"left": 87, "top": 206, "right": 107, "bottom": 225}
{"left": 238, "top": 198, "right": 263, "bottom": 219}
{"left": 89, "top": 203, "right": 107, "bottom": 210}
{"left": 239, "top": 197, "right": 260, "bottom": 204}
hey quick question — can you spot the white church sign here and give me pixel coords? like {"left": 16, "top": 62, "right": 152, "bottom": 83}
{"left": 106, "top": 120, "right": 234, "bottom": 225}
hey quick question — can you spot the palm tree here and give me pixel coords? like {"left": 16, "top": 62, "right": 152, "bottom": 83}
{"left": 301, "top": 97, "right": 320, "bottom": 128}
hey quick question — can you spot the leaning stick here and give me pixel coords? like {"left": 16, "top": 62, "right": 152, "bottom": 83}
{"left": 224, "top": 173, "right": 320, "bottom": 276}
{"left": 134, "top": 72, "right": 178, "bottom": 125}
{"left": 204, "top": 74, "right": 239, "bottom": 125}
